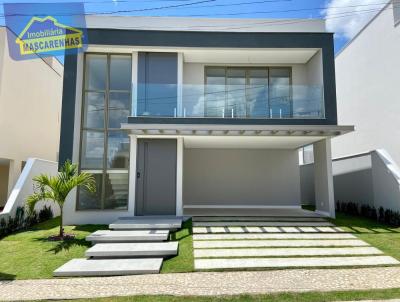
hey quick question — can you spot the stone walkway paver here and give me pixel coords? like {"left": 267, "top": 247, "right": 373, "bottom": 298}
{"left": 192, "top": 217, "right": 399, "bottom": 271}
{"left": 2, "top": 267, "right": 400, "bottom": 301}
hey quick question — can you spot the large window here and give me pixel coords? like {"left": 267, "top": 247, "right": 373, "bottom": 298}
{"left": 78, "top": 54, "right": 132, "bottom": 210}
{"left": 205, "top": 67, "right": 291, "bottom": 118}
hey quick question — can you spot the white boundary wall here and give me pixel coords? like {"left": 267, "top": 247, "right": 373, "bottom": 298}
{"left": 300, "top": 149, "right": 400, "bottom": 212}
{"left": 0, "top": 158, "right": 60, "bottom": 220}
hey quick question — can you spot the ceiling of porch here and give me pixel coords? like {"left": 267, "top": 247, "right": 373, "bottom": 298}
{"left": 184, "top": 135, "right": 324, "bottom": 149}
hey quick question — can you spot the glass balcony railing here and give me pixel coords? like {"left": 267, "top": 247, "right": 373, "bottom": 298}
{"left": 133, "top": 84, "right": 325, "bottom": 119}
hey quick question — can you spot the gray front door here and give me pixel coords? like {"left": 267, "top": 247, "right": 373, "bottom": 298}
{"left": 136, "top": 139, "right": 177, "bottom": 215}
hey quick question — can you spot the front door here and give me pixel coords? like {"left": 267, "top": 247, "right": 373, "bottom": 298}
{"left": 136, "top": 139, "right": 177, "bottom": 215}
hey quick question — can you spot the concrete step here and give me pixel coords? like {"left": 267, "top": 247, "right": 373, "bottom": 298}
{"left": 192, "top": 221, "right": 334, "bottom": 227}
{"left": 193, "top": 239, "right": 369, "bottom": 248}
{"left": 86, "top": 242, "right": 178, "bottom": 258}
{"left": 192, "top": 217, "right": 327, "bottom": 222}
{"left": 193, "top": 226, "right": 344, "bottom": 234}
{"left": 86, "top": 230, "right": 170, "bottom": 243}
{"left": 195, "top": 256, "right": 400, "bottom": 270}
{"left": 194, "top": 247, "right": 382, "bottom": 258}
{"left": 53, "top": 258, "right": 163, "bottom": 277}
{"left": 193, "top": 233, "right": 356, "bottom": 240}
{"left": 110, "top": 218, "right": 182, "bottom": 230}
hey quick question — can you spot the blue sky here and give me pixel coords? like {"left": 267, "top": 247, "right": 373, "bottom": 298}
{"left": 0, "top": 0, "right": 387, "bottom": 58}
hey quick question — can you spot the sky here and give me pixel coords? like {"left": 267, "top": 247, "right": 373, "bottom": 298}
{"left": 0, "top": 0, "right": 389, "bottom": 58}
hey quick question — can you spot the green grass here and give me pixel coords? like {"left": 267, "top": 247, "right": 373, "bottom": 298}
{"left": 161, "top": 219, "right": 194, "bottom": 273}
{"left": 38, "top": 288, "right": 400, "bottom": 302}
{"left": 0, "top": 217, "right": 107, "bottom": 280}
{"left": 331, "top": 212, "right": 400, "bottom": 261}
{"left": 3, "top": 210, "right": 400, "bottom": 281}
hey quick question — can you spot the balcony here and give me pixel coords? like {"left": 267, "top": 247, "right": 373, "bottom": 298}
{"left": 134, "top": 84, "right": 325, "bottom": 120}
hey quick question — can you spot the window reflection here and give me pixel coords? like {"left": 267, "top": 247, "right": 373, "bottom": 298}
{"left": 107, "top": 131, "right": 129, "bottom": 169}
{"left": 104, "top": 172, "right": 129, "bottom": 210}
{"left": 83, "top": 92, "right": 105, "bottom": 129}
{"left": 108, "top": 92, "right": 131, "bottom": 129}
{"left": 85, "top": 55, "right": 107, "bottom": 91}
{"left": 205, "top": 67, "right": 290, "bottom": 118}
{"left": 79, "top": 54, "right": 131, "bottom": 210}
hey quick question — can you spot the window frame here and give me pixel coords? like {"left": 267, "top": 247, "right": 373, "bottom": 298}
{"left": 204, "top": 66, "right": 292, "bottom": 118}
{"left": 77, "top": 52, "right": 132, "bottom": 211}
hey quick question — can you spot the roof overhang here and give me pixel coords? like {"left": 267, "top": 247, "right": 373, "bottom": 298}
{"left": 121, "top": 123, "right": 354, "bottom": 149}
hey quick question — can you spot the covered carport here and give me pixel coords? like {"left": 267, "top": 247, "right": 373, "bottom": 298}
{"left": 122, "top": 122, "right": 354, "bottom": 218}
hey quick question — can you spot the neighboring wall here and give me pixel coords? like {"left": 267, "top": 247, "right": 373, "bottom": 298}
{"left": 301, "top": 149, "right": 400, "bottom": 212}
{"left": 0, "top": 27, "right": 63, "bottom": 203}
{"left": 183, "top": 148, "right": 301, "bottom": 207}
{"left": 0, "top": 164, "right": 9, "bottom": 205}
{"left": 332, "top": 1, "right": 400, "bottom": 164}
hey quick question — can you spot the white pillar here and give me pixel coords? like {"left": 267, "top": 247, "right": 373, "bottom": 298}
{"left": 313, "top": 138, "right": 335, "bottom": 218}
{"left": 128, "top": 135, "right": 138, "bottom": 216}
{"left": 176, "top": 137, "right": 183, "bottom": 216}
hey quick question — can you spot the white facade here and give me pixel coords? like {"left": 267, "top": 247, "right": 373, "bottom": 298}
{"left": 0, "top": 27, "right": 63, "bottom": 207}
{"left": 61, "top": 16, "right": 350, "bottom": 224}
{"left": 332, "top": 1, "right": 400, "bottom": 164}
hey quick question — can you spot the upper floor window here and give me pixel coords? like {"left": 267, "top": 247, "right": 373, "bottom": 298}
{"left": 78, "top": 53, "right": 132, "bottom": 211}
{"left": 205, "top": 67, "right": 292, "bottom": 118}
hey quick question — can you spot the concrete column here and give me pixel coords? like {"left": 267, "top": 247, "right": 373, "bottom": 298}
{"left": 176, "top": 137, "right": 183, "bottom": 216}
{"left": 128, "top": 135, "right": 137, "bottom": 216}
{"left": 313, "top": 138, "right": 335, "bottom": 218}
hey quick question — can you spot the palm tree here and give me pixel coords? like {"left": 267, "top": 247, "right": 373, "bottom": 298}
{"left": 26, "top": 160, "right": 96, "bottom": 239}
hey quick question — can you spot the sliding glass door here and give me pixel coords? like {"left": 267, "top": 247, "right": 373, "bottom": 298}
{"left": 205, "top": 66, "right": 291, "bottom": 118}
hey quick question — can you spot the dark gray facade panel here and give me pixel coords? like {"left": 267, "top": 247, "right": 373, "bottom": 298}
{"left": 137, "top": 52, "right": 178, "bottom": 116}
{"left": 59, "top": 54, "right": 78, "bottom": 168}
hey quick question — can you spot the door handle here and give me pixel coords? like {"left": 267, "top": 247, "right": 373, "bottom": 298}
{"left": 137, "top": 172, "right": 141, "bottom": 178}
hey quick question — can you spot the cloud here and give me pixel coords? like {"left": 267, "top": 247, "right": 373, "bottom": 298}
{"left": 322, "top": 0, "right": 387, "bottom": 39}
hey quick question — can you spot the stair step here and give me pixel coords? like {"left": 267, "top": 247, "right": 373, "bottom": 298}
{"left": 86, "top": 242, "right": 178, "bottom": 258}
{"left": 193, "top": 226, "right": 344, "bottom": 234}
{"left": 192, "top": 221, "right": 334, "bottom": 227}
{"left": 86, "top": 230, "right": 170, "bottom": 243}
{"left": 194, "top": 247, "right": 382, "bottom": 258}
{"left": 195, "top": 256, "right": 400, "bottom": 270}
{"left": 193, "top": 233, "right": 356, "bottom": 240}
{"left": 192, "top": 216, "right": 327, "bottom": 222}
{"left": 193, "top": 239, "right": 369, "bottom": 248}
{"left": 110, "top": 218, "right": 182, "bottom": 230}
{"left": 53, "top": 258, "right": 162, "bottom": 277}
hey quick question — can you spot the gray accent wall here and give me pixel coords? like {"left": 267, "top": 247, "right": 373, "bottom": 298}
{"left": 183, "top": 148, "right": 301, "bottom": 207}
{"left": 300, "top": 150, "right": 400, "bottom": 212}
{"left": 300, "top": 153, "right": 374, "bottom": 206}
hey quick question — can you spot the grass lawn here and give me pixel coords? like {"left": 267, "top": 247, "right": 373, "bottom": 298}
{"left": 331, "top": 212, "right": 400, "bottom": 261}
{"left": 161, "top": 219, "right": 194, "bottom": 273}
{"left": 0, "top": 217, "right": 193, "bottom": 279}
{"left": 0, "top": 217, "right": 107, "bottom": 280}
{"left": 2, "top": 210, "right": 400, "bottom": 282}
{"left": 40, "top": 288, "right": 400, "bottom": 302}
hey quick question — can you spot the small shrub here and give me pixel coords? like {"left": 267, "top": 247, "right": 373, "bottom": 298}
{"left": 379, "top": 207, "right": 385, "bottom": 222}
{"left": 38, "top": 205, "right": 53, "bottom": 223}
{"left": 336, "top": 200, "right": 400, "bottom": 226}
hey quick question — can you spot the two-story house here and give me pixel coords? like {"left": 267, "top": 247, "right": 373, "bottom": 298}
{"left": 59, "top": 16, "right": 353, "bottom": 225}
